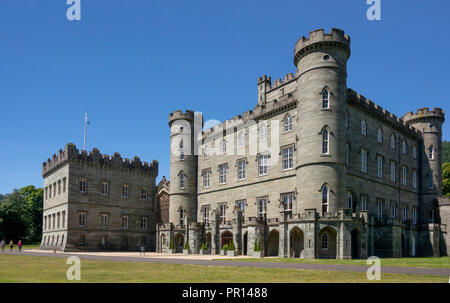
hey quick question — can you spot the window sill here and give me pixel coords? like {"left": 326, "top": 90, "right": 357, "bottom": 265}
{"left": 282, "top": 168, "right": 294, "bottom": 172}
{"left": 320, "top": 154, "right": 332, "bottom": 157}
{"left": 321, "top": 108, "right": 332, "bottom": 112}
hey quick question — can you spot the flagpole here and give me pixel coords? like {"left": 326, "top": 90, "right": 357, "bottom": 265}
{"left": 84, "top": 111, "right": 87, "bottom": 151}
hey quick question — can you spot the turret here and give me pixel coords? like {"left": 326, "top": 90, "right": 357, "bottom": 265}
{"left": 257, "top": 75, "right": 271, "bottom": 105}
{"left": 168, "top": 110, "right": 200, "bottom": 226}
{"left": 294, "top": 28, "right": 351, "bottom": 214}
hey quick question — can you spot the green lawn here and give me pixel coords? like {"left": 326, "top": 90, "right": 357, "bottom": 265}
{"left": 223, "top": 257, "right": 450, "bottom": 269}
{"left": 0, "top": 254, "right": 447, "bottom": 283}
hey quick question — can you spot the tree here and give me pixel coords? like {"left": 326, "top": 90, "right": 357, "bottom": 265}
{"left": 443, "top": 162, "right": 450, "bottom": 196}
{"left": 443, "top": 141, "right": 450, "bottom": 163}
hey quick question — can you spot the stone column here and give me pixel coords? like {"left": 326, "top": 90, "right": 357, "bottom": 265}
{"left": 210, "top": 209, "right": 220, "bottom": 254}
{"left": 303, "top": 209, "right": 317, "bottom": 259}
{"left": 279, "top": 210, "right": 288, "bottom": 258}
{"left": 232, "top": 207, "right": 243, "bottom": 254}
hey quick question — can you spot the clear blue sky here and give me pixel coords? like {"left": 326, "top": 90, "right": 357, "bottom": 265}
{"left": 0, "top": 0, "right": 449, "bottom": 194}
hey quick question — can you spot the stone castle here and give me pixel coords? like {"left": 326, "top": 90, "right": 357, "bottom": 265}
{"left": 41, "top": 28, "right": 449, "bottom": 258}
{"left": 157, "top": 28, "right": 449, "bottom": 259}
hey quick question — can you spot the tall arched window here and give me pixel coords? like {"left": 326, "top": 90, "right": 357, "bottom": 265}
{"left": 322, "top": 186, "right": 329, "bottom": 213}
{"left": 284, "top": 115, "right": 293, "bottom": 132}
{"left": 361, "top": 120, "right": 367, "bottom": 136}
{"left": 390, "top": 134, "right": 396, "bottom": 149}
{"left": 221, "top": 139, "right": 227, "bottom": 155}
{"left": 346, "top": 192, "right": 353, "bottom": 209}
{"left": 322, "top": 232, "right": 328, "bottom": 249}
{"left": 322, "top": 129, "right": 329, "bottom": 154}
{"left": 259, "top": 122, "right": 267, "bottom": 141}
{"left": 179, "top": 172, "right": 185, "bottom": 189}
{"left": 428, "top": 146, "right": 434, "bottom": 159}
{"left": 180, "top": 147, "right": 185, "bottom": 160}
{"left": 238, "top": 131, "right": 245, "bottom": 148}
{"left": 179, "top": 208, "right": 184, "bottom": 226}
{"left": 377, "top": 127, "right": 383, "bottom": 143}
{"left": 322, "top": 88, "right": 329, "bottom": 109}
{"left": 402, "top": 139, "right": 407, "bottom": 155}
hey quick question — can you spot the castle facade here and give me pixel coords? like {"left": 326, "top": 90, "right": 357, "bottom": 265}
{"left": 157, "top": 28, "right": 449, "bottom": 259}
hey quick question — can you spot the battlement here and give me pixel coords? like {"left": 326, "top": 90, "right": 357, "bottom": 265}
{"left": 347, "top": 89, "right": 423, "bottom": 139}
{"left": 257, "top": 73, "right": 296, "bottom": 91}
{"left": 294, "top": 28, "right": 351, "bottom": 65}
{"left": 402, "top": 107, "right": 445, "bottom": 124}
{"left": 42, "top": 143, "right": 158, "bottom": 177}
{"left": 168, "top": 110, "right": 196, "bottom": 126}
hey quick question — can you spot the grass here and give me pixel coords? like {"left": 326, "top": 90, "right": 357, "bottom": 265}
{"left": 0, "top": 254, "right": 447, "bottom": 283}
{"left": 223, "top": 257, "right": 450, "bottom": 269}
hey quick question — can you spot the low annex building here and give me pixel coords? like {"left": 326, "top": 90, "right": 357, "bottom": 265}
{"left": 157, "top": 28, "right": 449, "bottom": 259}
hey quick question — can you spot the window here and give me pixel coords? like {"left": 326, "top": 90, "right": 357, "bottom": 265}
{"left": 282, "top": 146, "right": 294, "bottom": 170}
{"left": 179, "top": 173, "right": 185, "bottom": 189}
{"left": 390, "top": 202, "right": 397, "bottom": 218}
{"left": 180, "top": 147, "right": 185, "bottom": 160}
{"left": 121, "top": 216, "right": 128, "bottom": 229}
{"left": 202, "top": 206, "right": 209, "bottom": 226}
{"left": 429, "top": 172, "right": 434, "bottom": 189}
{"left": 377, "top": 200, "right": 383, "bottom": 219}
{"left": 402, "top": 139, "right": 407, "bottom": 155}
{"left": 346, "top": 144, "right": 350, "bottom": 167}
{"left": 122, "top": 185, "right": 129, "bottom": 197}
{"left": 322, "top": 186, "right": 329, "bottom": 213}
{"left": 236, "top": 200, "right": 246, "bottom": 221}
{"left": 284, "top": 115, "right": 292, "bottom": 132}
{"left": 259, "top": 122, "right": 267, "bottom": 141}
{"left": 361, "top": 120, "right": 367, "bottom": 136}
{"left": 219, "top": 203, "right": 226, "bottom": 224}
{"left": 219, "top": 164, "right": 227, "bottom": 184}
{"left": 221, "top": 139, "right": 227, "bottom": 155}
{"left": 58, "top": 180, "right": 61, "bottom": 195}
{"left": 52, "top": 214, "right": 55, "bottom": 229}
{"left": 322, "top": 129, "right": 329, "bottom": 154}
{"left": 428, "top": 146, "right": 434, "bottom": 159}
{"left": 79, "top": 178, "right": 87, "bottom": 193}
{"left": 141, "top": 187, "right": 148, "bottom": 200}
{"left": 237, "top": 160, "right": 246, "bottom": 180}
{"left": 257, "top": 197, "right": 268, "bottom": 222}
{"left": 282, "top": 192, "right": 294, "bottom": 218}
{"left": 346, "top": 192, "right": 353, "bottom": 209}
{"left": 57, "top": 213, "right": 60, "bottom": 229}
{"left": 412, "top": 146, "right": 417, "bottom": 159}
{"left": 203, "top": 143, "right": 211, "bottom": 158}
{"left": 361, "top": 149, "right": 368, "bottom": 173}
{"left": 390, "top": 134, "right": 396, "bottom": 149}
{"left": 412, "top": 170, "right": 417, "bottom": 189}
{"left": 101, "top": 182, "right": 109, "bottom": 196}
{"left": 390, "top": 161, "right": 396, "bottom": 182}
{"left": 402, "top": 206, "right": 407, "bottom": 222}
{"left": 429, "top": 209, "right": 434, "bottom": 223}
{"left": 140, "top": 217, "right": 148, "bottom": 229}
{"left": 49, "top": 185, "right": 52, "bottom": 198}
{"left": 322, "top": 233, "right": 328, "bottom": 249}
{"left": 377, "top": 156, "right": 383, "bottom": 178}
{"left": 377, "top": 127, "right": 383, "bottom": 143}
{"left": 79, "top": 213, "right": 87, "bottom": 227}
{"left": 203, "top": 169, "right": 211, "bottom": 188}
{"left": 180, "top": 208, "right": 184, "bottom": 226}
{"left": 361, "top": 196, "right": 368, "bottom": 211}
{"left": 413, "top": 208, "right": 418, "bottom": 225}
{"left": 79, "top": 235, "right": 85, "bottom": 246}
{"left": 258, "top": 154, "right": 268, "bottom": 176}
{"left": 101, "top": 214, "right": 109, "bottom": 228}
{"left": 322, "top": 89, "right": 329, "bottom": 109}
{"left": 45, "top": 187, "right": 48, "bottom": 200}
{"left": 238, "top": 131, "right": 246, "bottom": 148}
{"left": 53, "top": 183, "right": 56, "bottom": 197}
{"left": 62, "top": 177, "right": 66, "bottom": 192}
{"left": 402, "top": 167, "right": 407, "bottom": 185}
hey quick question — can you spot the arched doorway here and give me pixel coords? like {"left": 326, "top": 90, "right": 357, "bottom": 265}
{"left": 243, "top": 232, "right": 248, "bottom": 255}
{"left": 351, "top": 229, "right": 360, "bottom": 259}
{"left": 289, "top": 227, "right": 304, "bottom": 258}
{"left": 319, "top": 227, "right": 337, "bottom": 259}
{"left": 268, "top": 230, "right": 279, "bottom": 256}
{"left": 174, "top": 233, "right": 184, "bottom": 253}
{"left": 221, "top": 231, "right": 233, "bottom": 249}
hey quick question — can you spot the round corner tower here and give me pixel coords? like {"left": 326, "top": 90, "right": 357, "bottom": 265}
{"left": 168, "top": 110, "right": 199, "bottom": 226}
{"left": 403, "top": 108, "right": 445, "bottom": 204}
{"left": 294, "top": 28, "right": 351, "bottom": 214}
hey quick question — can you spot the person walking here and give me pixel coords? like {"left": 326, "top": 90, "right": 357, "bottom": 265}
{"left": 17, "top": 240, "right": 23, "bottom": 252}
{"left": 0, "top": 240, "right": 5, "bottom": 252}
{"left": 9, "top": 240, "right": 14, "bottom": 252}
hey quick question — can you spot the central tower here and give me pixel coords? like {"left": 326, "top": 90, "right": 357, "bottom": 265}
{"left": 294, "top": 28, "right": 351, "bottom": 214}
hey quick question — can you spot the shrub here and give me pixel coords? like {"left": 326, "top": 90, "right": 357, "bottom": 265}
{"left": 228, "top": 240, "right": 235, "bottom": 251}
{"left": 184, "top": 241, "right": 190, "bottom": 250}
{"left": 201, "top": 242, "right": 208, "bottom": 250}
{"left": 254, "top": 240, "right": 261, "bottom": 252}
{"left": 169, "top": 242, "right": 174, "bottom": 249}
{"left": 223, "top": 244, "right": 228, "bottom": 251}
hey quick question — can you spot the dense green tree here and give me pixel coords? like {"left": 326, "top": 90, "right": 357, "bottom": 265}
{"left": 443, "top": 162, "right": 450, "bottom": 196}
{"left": 443, "top": 141, "right": 450, "bottom": 163}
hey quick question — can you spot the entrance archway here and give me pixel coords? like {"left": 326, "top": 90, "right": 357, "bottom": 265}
{"left": 221, "top": 231, "right": 233, "bottom": 249}
{"left": 319, "top": 227, "right": 337, "bottom": 259}
{"left": 268, "top": 230, "right": 279, "bottom": 256}
{"left": 351, "top": 229, "right": 360, "bottom": 259}
{"left": 289, "top": 227, "right": 304, "bottom": 258}
{"left": 174, "top": 233, "right": 184, "bottom": 253}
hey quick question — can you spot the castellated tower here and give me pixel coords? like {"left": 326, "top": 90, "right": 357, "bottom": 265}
{"left": 403, "top": 108, "right": 445, "bottom": 220}
{"left": 168, "top": 110, "right": 199, "bottom": 226}
{"left": 294, "top": 28, "right": 351, "bottom": 214}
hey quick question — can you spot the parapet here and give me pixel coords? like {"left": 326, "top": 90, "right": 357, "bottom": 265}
{"left": 402, "top": 107, "right": 445, "bottom": 125}
{"left": 294, "top": 28, "right": 351, "bottom": 65}
{"left": 168, "top": 110, "right": 196, "bottom": 126}
{"left": 257, "top": 73, "right": 296, "bottom": 91}
{"left": 42, "top": 143, "right": 158, "bottom": 178}
{"left": 347, "top": 89, "right": 422, "bottom": 139}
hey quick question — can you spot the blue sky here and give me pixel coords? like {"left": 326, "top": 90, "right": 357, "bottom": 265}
{"left": 0, "top": 0, "right": 449, "bottom": 193}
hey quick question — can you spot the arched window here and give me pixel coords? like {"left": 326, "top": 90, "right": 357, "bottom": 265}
{"left": 259, "top": 122, "right": 267, "bottom": 141}
{"left": 322, "top": 186, "right": 329, "bottom": 213}
{"left": 428, "top": 146, "right": 434, "bottom": 159}
{"left": 377, "top": 127, "right": 383, "bottom": 143}
{"left": 322, "top": 232, "right": 328, "bottom": 249}
{"left": 238, "top": 131, "right": 245, "bottom": 148}
{"left": 390, "top": 134, "right": 396, "bottom": 149}
{"left": 322, "top": 129, "right": 329, "bottom": 154}
{"left": 179, "top": 208, "right": 184, "bottom": 226}
{"left": 179, "top": 172, "right": 185, "bottom": 189}
{"left": 179, "top": 147, "right": 185, "bottom": 161}
{"left": 402, "top": 139, "right": 407, "bottom": 155}
{"left": 221, "top": 139, "right": 227, "bottom": 155}
{"left": 361, "top": 120, "right": 367, "bottom": 136}
{"left": 322, "top": 88, "right": 329, "bottom": 109}
{"left": 413, "top": 146, "right": 417, "bottom": 159}
{"left": 346, "top": 192, "right": 353, "bottom": 209}
{"left": 284, "top": 115, "right": 293, "bottom": 132}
